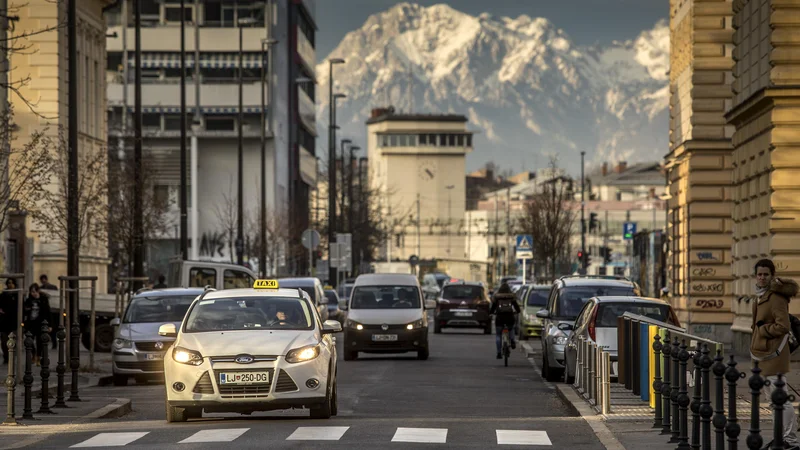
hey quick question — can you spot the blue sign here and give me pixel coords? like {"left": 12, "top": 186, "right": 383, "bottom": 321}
{"left": 515, "top": 234, "right": 534, "bottom": 260}
{"left": 623, "top": 222, "right": 637, "bottom": 240}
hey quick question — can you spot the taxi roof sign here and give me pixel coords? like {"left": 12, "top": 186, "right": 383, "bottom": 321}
{"left": 253, "top": 279, "right": 279, "bottom": 289}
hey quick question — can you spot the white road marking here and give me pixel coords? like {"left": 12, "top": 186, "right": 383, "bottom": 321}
{"left": 496, "top": 430, "right": 552, "bottom": 446}
{"left": 70, "top": 432, "right": 149, "bottom": 448}
{"left": 391, "top": 427, "right": 448, "bottom": 444}
{"left": 285, "top": 426, "right": 350, "bottom": 441}
{"left": 179, "top": 428, "right": 249, "bottom": 443}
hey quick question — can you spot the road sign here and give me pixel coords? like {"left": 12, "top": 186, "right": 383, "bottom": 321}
{"left": 336, "top": 233, "right": 352, "bottom": 273}
{"left": 330, "top": 243, "right": 343, "bottom": 269}
{"left": 623, "top": 222, "right": 637, "bottom": 240}
{"left": 515, "top": 234, "right": 534, "bottom": 260}
{"left": 301, "top": 229, "right": 320, "bottom": 250}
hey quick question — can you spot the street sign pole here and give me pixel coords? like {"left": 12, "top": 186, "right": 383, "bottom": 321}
{"left": 522, "top": 259, "right": 526, "bottom": 284}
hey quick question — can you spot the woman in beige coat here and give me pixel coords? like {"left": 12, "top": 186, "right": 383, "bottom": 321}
{"left": 750, "top": 258, "right": 800, "bottom": 449}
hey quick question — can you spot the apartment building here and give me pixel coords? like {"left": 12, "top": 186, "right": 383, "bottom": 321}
{"left": 104, "top": 0, "right": 317, "bottom": 277}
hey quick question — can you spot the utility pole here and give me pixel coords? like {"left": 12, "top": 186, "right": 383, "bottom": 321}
{"left": 179, "top": 0, "right": 188, "bottom": 260}
{"left": 347, "top": 145, "right": 360, "bottom": 235}
{"left": 466, "top": 211, "right": 471, "bottom": 259}
{"left": 339, "top": 139, "right": 351, "bottom": 230}
{"left": 0, "top": 0, "right": 9, "bottom": 272}
{"left": 580, "top": 151, "right": 586, "bottom": 272}
{"left": 446, "top": 186, "right": 455, "bottom": 257}
{"left": 416, "top": 193, "right": 421, "bottom": 258}
{"left": 493, "top": 196, "right": 499, "bottom": 283}
{"left": 506, "top": 187, "right": 511, "bottom": 277}
{"left": 327, "top": 58, "right": 345, "bottom": 287}
{"left": 235, "top": 20, "right": 246, "bottom": 266}
{"left": 603, "top": 210, "right": 609, "bottom": 274}
{"left": 132, "top": 0, "right": 144, "bottom": 288}
{"left": 190, "top": 0, "right": 200, "bottom": 261}
{"left": 387, "top": 202, "right": 392, "bottom": 271}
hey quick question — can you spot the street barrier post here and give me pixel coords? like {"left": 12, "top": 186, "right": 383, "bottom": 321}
{"left": 700, "top": 344, "right": 713, "bottom": 449}
{"left": 677, "top": 339, "right": 691, "bottom": 449}
{"left": 22, "top": 332, "right": 34, "bottom": 420}
{"left": 652, "top": 334, "right": 663, "bottom": 428}
{"left": 577, "top": 337, "right": 583, "bottom": 391}
{"left": 692, "top": 342, "right": 702, "bottom": 450}
{"left": 603, "top": 351, "right": 611, "bottom": 414}
{"left": 746, "top": 362, "right": 765, "bottom": 450}
{"left": 596, "top": 346, "right": 602, "bottom": 407}
{"left": 68, "top": 318, "right": 80, "bottom": 402}
{"left": 54, "top": 326, "right": 67, "bottom": 408}
{"left": 38, "top": 321, "right": 53, "bottom": 414}
{"left": 712, "top": 349, "right": 726, "bottom": 449}
{"left": 671, "top": 337, "right": 680, "bottom": 443}
{"left": 661, "top": 332, "right": 672, "bottom": 435}
{"left": 3, "top": 332, "right": 17, "bottom": 425}
{"left": 725, "top": 355, "right": 744, "bottom": 449}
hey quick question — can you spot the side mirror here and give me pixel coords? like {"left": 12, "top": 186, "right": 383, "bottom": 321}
{"left": 110, "top": 318, "right": 121, "bottom": 327}
{"left": 557, "top": 322, "right": 574, "bottom": 332}
{"left": 338, "top": 299, "right": 349, "bottom": 311}
{"left": 424, "top": 299, "right": 437, "bottom": 310}
{"left": 158, "top": 323, "right": 177, "bottom": 337}
{"left": 321, "top": 320, "right": 342, "bottom": 334}
{"left": 536, "top": 310, "right": 551, "bottom": 319}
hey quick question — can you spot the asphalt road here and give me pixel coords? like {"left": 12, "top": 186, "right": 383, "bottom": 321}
{"left": 24, "top": 328, "right": 605, "bottom": 449}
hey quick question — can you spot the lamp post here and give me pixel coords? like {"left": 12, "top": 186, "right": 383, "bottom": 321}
{"left": 580, "top": 151, "right": 586, "bottom": 272}
{"left": 339, "top": 138, "right": 351, "bottom": 230}
{"left": 236, "top": 17, "right": 256, "bottom": 266}
{"left": 260, "top": 37, "right": 278, "bottom": 277}
{"left": 357, "top": 156, "right": 368, "bottom": 274}
{"left": 327, "top": 58, "right": 345, "bottom": 287}
{"left": 446, "top": 185, "right": 455, "bottom": 257}
{"left": 347, "top": 145, "right": 360, "bottom": 236}
{"left": 179, "top": 0, "right": 188, "bottom": 260}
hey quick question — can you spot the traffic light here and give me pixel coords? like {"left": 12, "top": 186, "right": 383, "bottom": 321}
{"left": 589, "top": 213, "right": 598, "bottom": 233}
{"left": 598, "top": 246, "right": 612, "bottom": 264}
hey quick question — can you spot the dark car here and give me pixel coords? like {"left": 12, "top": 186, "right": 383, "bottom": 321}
{"left": 324, "top": 289, "right": 343, "bottom": 323}
{"left": 433, "top": 281, "right": 492, "bottom": 334}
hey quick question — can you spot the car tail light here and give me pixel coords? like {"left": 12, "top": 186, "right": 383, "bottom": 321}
{"left": 588, "top": 306, "right": 599, "bottom": 341}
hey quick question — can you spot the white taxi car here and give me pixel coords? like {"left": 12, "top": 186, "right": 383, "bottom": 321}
{"left": 160, "top": 280, "right": 342, "bottom": 422}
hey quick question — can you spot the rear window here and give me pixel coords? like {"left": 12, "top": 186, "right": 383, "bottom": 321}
{"left": 324, "top": 291, "right": 338, "bottom": 304}
{"left": 526, "top": 289, "right": 549, "bottom": 307}
{"left": 596, "top": 302, "right": 671, "bottom": 327}
{"left": 435, "top": 275, "right": 449, "bottom": 288}
{"left": 442, "top": 285, "right": 484, "bottom": 300}
{"left": 554, "top": 286, "right": 636, "bottom": 319}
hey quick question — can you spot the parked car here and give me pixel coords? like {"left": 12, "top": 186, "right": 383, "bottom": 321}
{"left": 324, "top": 288, "right": 344, "bottom": 323}
{"left": 421, "top": 272, "right": 451, "bottom": 300}
{"left": 536, "top": 276, "right": 640, "bottom": 382}
{"left": 433, "top": 281, "right": 491, "bottom": 334}
{"left": 278, "top": 277, "right": 329, "bottom": 322}
{"left": 563, "top": 296, "right": 680, "bottom": 383}
{"left": 518, "top": 284, "right": 551, "bottom": 340}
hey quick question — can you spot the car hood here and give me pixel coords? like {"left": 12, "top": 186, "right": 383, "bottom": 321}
{"left": 346, "top": 308, "right": 423, "bottom": 325}
{"left": 176, "top": 330, "right": 319, "bottom": 357}
{"left": 119, "top": 322, "right": 182, "bottom": 341}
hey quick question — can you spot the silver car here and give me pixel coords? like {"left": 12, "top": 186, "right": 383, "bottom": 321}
{"left": 111, "top": 288, "right": 203, "bottom": 386}
{"left": 562, "top": 296, "right": 679, "bottom": 383}
{"left": 536, "top": 277, "right": 640, "bottom": 382}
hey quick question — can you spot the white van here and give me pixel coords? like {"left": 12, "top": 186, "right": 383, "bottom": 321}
{"left": 340, "top": 273, "right": 436, "bottom": 361}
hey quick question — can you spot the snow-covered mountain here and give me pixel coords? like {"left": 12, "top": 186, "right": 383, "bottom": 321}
{"left": 315, "top": 2, "right": 669, "bottom": 174}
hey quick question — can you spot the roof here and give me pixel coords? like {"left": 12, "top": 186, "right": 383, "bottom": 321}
{"left": 442, "top": 280, "right": 483, "bottom": 287}
{"left": 278, "top": 277, "right": 321, "bottom": 286}
{"left": 559, "top": 277, "right": 635, "bottom": 288}
{"left": 591, "top": 296, "right": 668, "bottom": 305}
{"left": 526, "top": 284, "right": 552, "bottom": 290}
{"left": 135, "top": 287, "right": 205, "bottom": 297}
{"left": 354, "top": 273, "right": 419, "bottom": 286}
{"left": 591, "top": 162, "right": 663, "bottom": 187}
{"left": 366, "top": 113, "right": 468, "bottom": 125}
{"left": 202, "top": 288, "right": 304, "bottom": 300}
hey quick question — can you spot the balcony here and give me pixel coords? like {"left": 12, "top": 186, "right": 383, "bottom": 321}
{"left": 108, "top": 82, "right": 264, "bottom": 109}
{"left": 299, "top": 145, "right": 317, "bottom": 187}
{"left": 298, "top": 88, "right": 316, "bottom": 133}
{"left": 107, "top": 26, "right": 268, "bottom": 53}
{"left": 296, "top": 25, "right": 316, "bottom": 74}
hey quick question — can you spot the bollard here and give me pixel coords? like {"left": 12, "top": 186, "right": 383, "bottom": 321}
{"left": 68, "top": 319, "right": 81, "bottom": 402}
{"left": 770, "top": 373, "right": 793, "bottom": 450}
{"left": 745, "top": 362, "right": 765, "bottom": 450}
{"left": 22, "top": 332, "right": 34, "bottom": 420}
{"left": 603, "top": 351, "right": 612, "bottom": 414}
{"left": 725, "top": 355, "right": 744, "bottom": 450}
{"left": 3, "top": 332, "right": 17, "bottom": 425}
{"left": 54, "top": 326, "right": 67, "bottom": 408}
{"left": 38, "top": 321, "right": 53, "bottom": 414}
{"left": 652, "top": 334, "right": 663, "bottom": 428}
{"left": 699, "top": 344, "right": 714, "bottom": 450}
{"left": 661, "top": 333, "right": 673, "bottom": 435}
{"left": 596, "top": 347, "right": 602, "bottom": 408}
{"left": 588, "top": 343, "right": 595, "bottom": 402}
{"left": 677, "top": 340, "right": 691, "bottom": 449}
{"left": 575, "top": 337, "right": 582, "bottom": 389}
{"left": 671, "top": 337, "right": 681, "bottom": 443}
{"left": 578, "top": 338, "right": 585, "bottom": 392}
{"left": 692, "top": 342, "right": 702, "bottom": 450}
{"left": 712, "top": 349, "right": 726, "bottom": 449}
{"left": 591, "top": 343, "right": 597, "bottom": 403}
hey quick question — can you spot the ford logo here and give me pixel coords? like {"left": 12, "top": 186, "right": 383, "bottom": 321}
{"left": 235, "top": 355, "right": 254, "bottom": 364}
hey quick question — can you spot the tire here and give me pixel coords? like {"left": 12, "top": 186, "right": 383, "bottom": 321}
{"left": 310, "top": 371, "right": 333, "bottom": 419}
{"left": 113, "top": 375, "right": 128, "bottom": 387}
{"left": 564, "top": 359, "right": 575, "bottom": 384}
{"left": 343, "top": 351, "right": 357, "bottom": 361}
{"left": 417, "top": 348, "right": 429, "bottom": 360}
{"left": 330, "top": 380, "right": 338, "bottom": 416}
{"left": 434, "top": 322, "right": 442, "bottom": 334}
{"left": 543, "top": 354, "right": 563, "bottom": 382}
{"left": 165, "top": 403, "right": 188, "bottom": 423}
{"left": 82, "top": 324, "right": 115, "bottom": 353}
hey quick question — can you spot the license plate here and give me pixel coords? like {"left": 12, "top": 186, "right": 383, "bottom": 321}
{"left": 455, "top": 311, "right": 473, "bottom": 317}
{"left": 146, "top": 353, "right": 163, "bottom": 360}
{"left": 372, "top": 334, "right": 398, "bottom": 342}
{"left": 219, "top": 372, "right": 270, "bottom": 385}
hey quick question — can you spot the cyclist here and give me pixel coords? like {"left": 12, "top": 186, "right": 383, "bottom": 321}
{"left": 490, "top": 282, "right": 521, "bottom": 359}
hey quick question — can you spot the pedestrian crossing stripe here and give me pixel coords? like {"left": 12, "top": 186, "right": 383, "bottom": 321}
{"left": 70, "top": 427, "right": 553, "bottom": 446}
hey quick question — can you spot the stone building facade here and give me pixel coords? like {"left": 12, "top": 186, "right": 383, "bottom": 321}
{"left": 666, "top": 0, "right": 736, "bottom": 344}
{"left": 727, "top": 0, "right": 800, "bottom": 354}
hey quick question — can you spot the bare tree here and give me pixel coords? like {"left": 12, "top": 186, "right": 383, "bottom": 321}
{"left": 31, "top": 127, "right": 108, "bottom": 252}
{"left": 517, "top": 159, "right": 577, "bottom": 281}
{"left": 213, "top": 178, "right": 238, "bottom": 264}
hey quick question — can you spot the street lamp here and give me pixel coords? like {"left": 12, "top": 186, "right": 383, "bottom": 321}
{"left": 347, "top": 145, "right": 361, "bottom": 235}
{"left": 327, "top": 58, "right": 345, "bottom": 287}
{"left": 260, "top": 37, "right": 278, "bottom": 277}
{"left": 446, "top": 185, "right": 455, "bottom": 256}
{"left": 339, "top": 138, "right": 352, "bottom": 229}
{"left": 236, "top": 17, "right": 256, "bottom": 266}
{"left": 580, "top": 151, "right": 586, "bottom": 272}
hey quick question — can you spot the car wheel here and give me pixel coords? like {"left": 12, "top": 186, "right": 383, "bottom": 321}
{"left": 113, "top": 375, "right": 128, "bottom": 387}
{"left": 417, "top": 348, "right": 429, "bottom": 360}
{"left": 330, "top": 380, "right": 338, "bottom": 416}
{"left": 165, "top": 402, "right": 188, "bottom": 423}
{"left": 543, "top": 355, "right": 563, "bottom": 383}
{"left": 344, "top": 351, "right": 357, "bottom": 361}
{"left": 564, "top": 358, "right": 575, "bottom": 384}
{"left": 434, "top": 322, "right": 442, "bottom": 334}
{"left": 310, "top": 372, "right": 333, "bottom": 419}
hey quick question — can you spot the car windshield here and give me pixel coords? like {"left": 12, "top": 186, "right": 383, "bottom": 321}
{"left": 441, "top": 285, "right": 484, "bottom": 300}
{"left": 555, "top": 286, "right": 635, "bottom": 319}
{"left": 184, "top": 296, "right": 314, "bottom": 332}
{"left": 596, "top": 302, "right": 671, "bottom": 327}
{"left": 338, "top": 285, "right": 353, "bottom": 298}
{"left": 324, "top": 291, "right": 338, "bottom": 305}
{"left": 527, "top": 289, "right": 549, "bottom": 307}
{"left": 350, "top": 285, "right": 421, "bottom": 309}
{"left": 123, "top": 295, "right": 196, "bottom": 323}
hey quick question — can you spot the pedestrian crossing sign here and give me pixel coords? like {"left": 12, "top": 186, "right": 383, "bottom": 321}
{"left": 515, "top": 235, "right": 534, "bottom": 260}
{"left": 253, "top": 279, "right": 278, "bottom": 289}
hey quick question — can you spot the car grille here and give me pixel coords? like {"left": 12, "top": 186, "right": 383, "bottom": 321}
{"left": 115, "top": 361, "right": 163, "bottom": 372}
{"left": 362, "top": 324, "right": 409, "bottom": 331}
{"left": 214, "top": 368, "right": 275, "bottom": 398}
{"left": 135, "top": 341, "right": 172, "bottom": 352}
{"left": 209, "top": 355, "right": 277, "bottom": 363}
{"left": 273, "top": 370, "right": 298, "bottom": 393}
{"left": 193, "top": 371, "right": 214, "bottom": 394}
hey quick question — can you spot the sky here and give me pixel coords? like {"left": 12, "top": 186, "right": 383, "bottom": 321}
{"left": 315, "top": 0, "right": 668, "bottom": 60}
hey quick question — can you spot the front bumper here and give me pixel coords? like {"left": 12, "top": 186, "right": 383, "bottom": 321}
{"left": 547, "top": 343, "right": 566, "bottom": 369}
{"left": 435, "top": 309, "right": 490, "bottom": 328}
{"left": 344, "top": 326, "right": 428, "bottom": 353}
{"left": 520, "top": 318, "right": 543, "bottom": 337}
{"left": 112, "top": 341, "right": 172, "bottom": 375}
{"left": 164, "top": 354, "right": 329, "bottom": 414}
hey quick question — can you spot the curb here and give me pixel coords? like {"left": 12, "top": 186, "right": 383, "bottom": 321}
{"left": 555, "top": 384, "right": 626, "bottom": 450}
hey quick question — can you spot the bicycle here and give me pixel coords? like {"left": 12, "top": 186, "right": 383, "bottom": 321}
{"left": 501, "top": 324, "right": 511, "bottom": 367}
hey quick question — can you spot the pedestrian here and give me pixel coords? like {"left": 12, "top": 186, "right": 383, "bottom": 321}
{"left": 23, "top": 283, "right": 52, "bottom": 366}
{"left": 490, "top": 282, "right": 520, "bottom": 359}
{"left": 0, "top": 278, "right": 19, "bottom": 365}
{"left": 750, "top": 258, "right": 800, "bottom": 450}
{"left": 153, "top": 275, "right": 167, "bottom": 289}
{"left": 39, "top": 274, "right": 58, "bottom": 291}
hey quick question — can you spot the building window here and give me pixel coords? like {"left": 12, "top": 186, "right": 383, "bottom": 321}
{"left": 143, "top": 113, "right": 161, "bottom": 130}
{"left": 466, "top": 134, "right": 472, "bottom": 147}
{"left": 205, "top": 1, "right": 264, "bottom": 27}
{"left": 448, "top": 134, "right": 456, "bottom": 146}
{"left": 164, "top": 114, "right": 191, "bottom": 131}
{"left": 298, "top": 9, "right": 315, "bottom": 46}
{"left": 205, "top": 116, "right": 235, "bottom": 131}
{"left": 153, "top": 185, "right": 169, "bottom": 206}
{"left": 299, "top": 126, "right": 315, "bottom": 153}
{"left": 439, "top": 134, "right": 448, "bottom": 147}
{"left": 141, "top": 0, "right": 159, "bottom": 15}
{"left": 164, "top": 4, "right": 193, "bottom": 24}
{"left": 456, "top": 134, "right": 464, "bottom": 146}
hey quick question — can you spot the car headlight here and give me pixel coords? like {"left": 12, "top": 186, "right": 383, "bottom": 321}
{"left": 172, "top": 346, "right": 203, "bottom": 366}
{"left": 286, "top": 344, "right": 321, "bottom": 363}
{"left": 113, "top": 338, "right": 132, "bottom": 350}
{"left": 346, "top": 319, "right": 363, "bottom": 330}
{"left": 553, "top": 335, "right": 567, "bottom": 345}
{"left": 406, "top": 319, "right": 425, "bottom": 330}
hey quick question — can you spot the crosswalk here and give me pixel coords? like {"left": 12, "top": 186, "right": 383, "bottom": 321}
{"left": 69, "top": 427, "right": 553, "bottom": 447}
